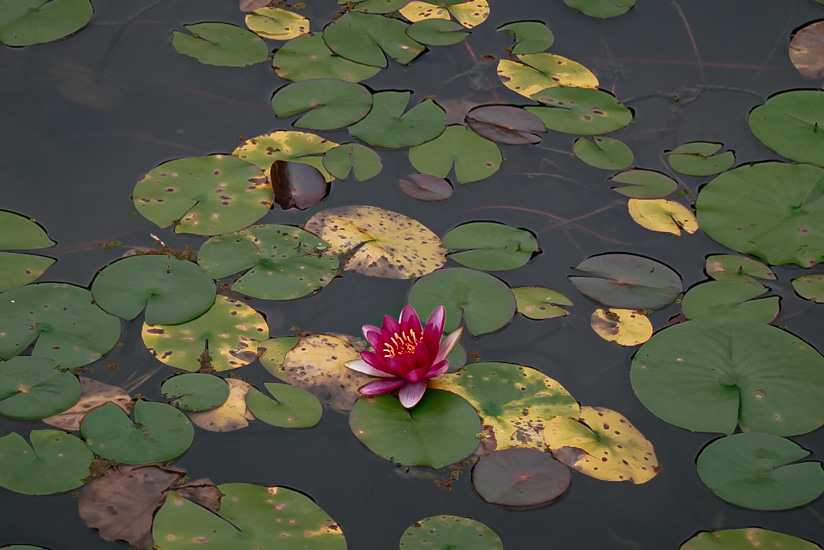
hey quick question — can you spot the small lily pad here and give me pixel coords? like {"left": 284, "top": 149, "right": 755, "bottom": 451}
{"left": 399, "top": 173, "right": 454, "bottom": 201}
{"left": 497, "top": 53, "right": 599, "bottom": 99}
{"left": 323, "top": 12, "right": 424, "bottom": 68}
{"left": 574, "top": 136, "right": 633, "bottom": 170}
{"left": 627, "top": 198, "right": 699, "bottom": 236}
{"left": 406, "top": 18, "right": 469, "bottom": 46}
{"left": 245, "top": 7, "right": 309, "bottom": 40}
{"left": 792, "top": 273, "right": 824, "bottom": 303}
{"left": 271, "top": 79, "right": 373, "bottom": 131}
{"left": 666, "top": 142, "right": 735, "bottom": 176}
{"left": 245, "top": 382, "right": 322, "bottom": 428}
{"left": 472, "top": 448, "right": 570, "bottom": 507}
{"left": 323, "top": 143, "right": 383, "bottom": 181}
{"left": 564, "top": 0, "right": 636, "bottom": 19}
{"left": 442, "top": 221, "right": 539, "bottom": 271}
{"left": 527, "top": 87, "right": 633, "bottom": 135}
{"left": 0, "top": 0, "right": 92, "bottom": 46}
{"left": 498, "top": 21, "right": 554, "bottom": 54}
{"left": 400, "top": 1, "right": 491, "bottom": 29}
{"left": 0, "top": 356, "right": 80, "bottom": 420}
{"left": 0, "top": 211, "right": 56, "bottom": 293}
{"left": 609, "top": 169, "right": 677, "bottom": 199}
{"left": 513, "top": 286, "right": 572, "bottom": 319}
{"left": 232, "top": 131, "right": 338, "bottom": 181}
{"left": 408, "top": 125, "right": 502, "bottom": 183}
{"left": 0, "top": 430, "right": 93, "bottom": 494}
{"left": 161, "top": 373, "right": 230, "bottom": 412}
{"left": 748, "top": 90, "right": 824, "bottom": 167}
{"left": 590, "top": 308, "right": 652, "bottom": 346}
{"left": 705, "top": 254, "right": 776, "bottom": 284}
{"left": 258, "top": 336, "right": 301, "bottom": 382}
{"left": 465, "top": 105, "right": 546, "bottom": 145}
{"left": 399, "top": 515, "right": 502, "bottom": 550}
{"left": 349, "top": 91, "right": 446, "bottom": 149}
{"left": 680, "top": 528, "right": 823, "bottom": 550}
{"left": 681, "top": 281, "right": 779, "bottom": 323}
{"left": 273, "top": 32, "right": 381, "bottom": 82}
{"left": 172, "top": 23, "right": 269, "bottom": 67}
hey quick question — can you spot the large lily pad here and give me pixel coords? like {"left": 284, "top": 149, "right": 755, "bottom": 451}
{"left": 498, "top": 21, "right": 554, "bottom": 55}
{"left": 0, "top": 211, "right": 55, "bottom": 293}
{"left": 349, "top": 390, "right": 481, "bottom": 468}
{"left": 569, "top": 253, "right": 683, "bottom": 310}
{"left": 272, "top": 32, "right": 381, "bottom": 82}
{"left": 399, "top": 516, "right": 502, "bottom": 550}
{"left": 408, "top": 268, "right": 516, "bottom": 336}
{"left": 497, "top": 53, "right": 599, "bottom": 98}
{"left": 432, "top": 362, "right": 579, "bottom": 450}
{"left": 245, "top": 7, "right": 309, "bottom": 40}
{"left": 172, "top": 23, "right": 269, "bottom": 67}
{"left": 197, "top": 224, "right": 338, "bottom": 300}
{"left": 471, "top": 448, "right": 570, "bottom": 507}
{"left": 748, "top": 90, "right": 824, "bottom": 167}
{"left": 232, "top": 131, "right": 338, "bottom": 181}
{"left": 91, "top": 255, "right": 216, "bottom": 324}
{"left": 304, "top": 205, "right": 446, "bottom": 279}
{"left": 0, "top": 430, "right": 92, "bottom": 495}
{"left": 681, "top": 528, "right": 823, "bottom": 550}
{"left": 349, "top": 91, "right": 446, "bottom": 149}
{"left": 563, "top": 0, "right": 635, "bottom": 18}
{"left": 0, "top": 0, "right": 92, "bottom": 46}
{"left": 153, "top": 483, "right": 346, "bottom": 550}
{"left": 133, "top": 155, "right": 272, "bottom": 236}
{"left": 681, "top": 281, "right": 779, "bottom": 323}
{"left": 695, "top": 162, "right": 824, "bottom": 267}
{"left": 442, "top": 222, "right": 538, "bottom": 271}
{"left": 408, "top": 125, "right": 502, "bottom": 183}
{"left": 245, "top": 382, "right": 322, "bottom": 428}
{"left": 527, "top": 87, "right": 633, "bottom": 135}
{"left": 0, "top": 356, "right": 80, "bottom": 420}
{"left": 631, "top": 318, "right": 824, "bottom": 436}
{"left": 271, "top": 79, "right": 373, "bottom": 131}
{"left": 0, "top": 283, "right": 121, "bottom": 368}
{"left": 696, "top": 433, "right": 824, "bottom": 510}
{"left": 322, "top": 12, "right": 424, "bottom": 68}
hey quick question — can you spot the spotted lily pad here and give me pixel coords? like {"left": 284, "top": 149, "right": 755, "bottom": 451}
{"left": 322, "top": 12, "right": 424, "bottom": 68}
{"left": 0, "top": 0, "right": 92, "bottom": 46}
{"left": 232, "top": 131, "right": 338, "bottom": 181}
{"left": 680, "top": 528, "right": 823, "bottom": 550}
{"left": 574, "top": 136, "right": 633, "bottom": 170}
{"left": 245, "top": 382, "right": 322, "bottom": 428}
{"left": 681, "top": 281, "right": 779, "bottom": 323}
{"left": 349, "top": 91, "right": 446, "bottom": 149}
{"left": 304, "top": 205, "right": 446, "bottom": 279}
{"left": 590, "top": 308, "right": 652, "bottom": 346}
{"left": 498, "top": 21, "right": 554, "bottom": 55}
{"left": 406, "top": 18, "right": 469, "bottom": 46}
{"left": 792, "top": 273, "right": 824, "bottom": 303}
{"left": 464, "top": 105, "right": 546, "bottom": 145}
{"left": 666, "top": 142, "right": 735, "bottom": 176}
{"left": 258, "top": 336, "right": 301, "bottom": 382}
{"left": 142, "top": 296, "right": 269, "bottom": 372}
{"left": 706, "top": 255, "right": 775, "bottom": 284}
{"left": 245, "top": 7, "right": 309, "bottom": 40}
{"left": 0, "top": 211, "right": 55, "bottom": 292}
{"left": 271, "top": 79, "right": 373, "bottom": 131}
{"left": 0, "top": 430, "right": 93, "bottom": 494}
{"left": 609, "top": 169, "right": 677, "bottom": 199}
{"left": 513, "top": 286, "right": 572, "bottom": 319}
{"left": 563, "top": 0, "right": 636, "bottom": 18}
{"left": 631, "top": 318, "right": 824, "bottom": 436}
{"left": 400, "top": 1, "right": 491, "bottom": 29}
{"left": 696, "top": 433, "right": 824, "bottom": 510}
{"left": 0, "top": 356, "right": 80, "bottom": 420}
{"left": 442, "top": 221, "right": 539, "bottom": 270}
{"left": 350, "top": 0, "right": 410, "bottom": 13}
{"left": 188, "top": 378, "right": 255, "bottom": 432}
{"left": 0, "top": 283, "right": 121, "bottom": 368}
{"left": 172, "top": 23, "right": 269, "bottom": 67}
{"left": 197, "top": 224, "right": 338, "bottom": 300}
{"left": 399, "top": 516, "right": 502, "bottom": 550}
{"left": 472, "top": 448, "right": 570, "bottom": 507}
{"left": 497, "top": 53, "right": 599, "bottom": 99}
{"left": 272, "top": 33, "right": 381, "bottom": 82}
{"left": 408, "top": 125, "right": 502, "bottom": 183}
{"left": 527, "top": 87, "right": 633, "bottom": 135}
{"left": 627, "top": 198, "right": 699, "bottom": 236}
{"left": 323, "top": 143, "right": 382, "bottom": 181}
{"left": 161, "top": 373, "right": 230, "bottom": 412}
{"left": 748, "top": 90, "right": 824, "bottom": 167}
{"left": 133, "top": 155, "right": 272, "bottom": 236}
{"left": 349, "top": 390, "right": 481, "bottom": 468}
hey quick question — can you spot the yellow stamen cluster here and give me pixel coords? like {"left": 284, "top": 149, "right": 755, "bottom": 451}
{"left": 382, "top": 329, "right": 420, "bottom": 358}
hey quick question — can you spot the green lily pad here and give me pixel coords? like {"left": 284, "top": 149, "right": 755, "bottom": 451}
{"left": 609, "top": 169, "right": 678, "bottom": 199}
{"left": 442, "top": 222, "right": 539, "bottom": 271}
{"left": 91, "top": 255, "right": 216, "bottom": 324}
{"left": 748, "top": 90, "right": 824, "bottom": 167}
{"left": 81, "top": 401, "right": 194, "bottom": 464}
{"left": 472, "top": 448, "right": 570, "bottom": 507}
{"left": 0, "top": 430, "right": 92, "bottom": 495}
{"left": 322, "top": 12, "right": 424, "bottom": 68}
{"left": 259, "top": 336, "right": 301, "bottom": 382}
{"left": 153, "top": 483, "right": 346, "bottom": 550}
{"left": 349, "top": 91, "right": 446, "bottom": 149}
{"left": 161, "top": 373, "right": 230, "bottom": 412}
{"left": 513, "top": 286, "right": 572, "bottom": 319}
{"left": 696, "top": 433, "right": 824, "bottom": 510}
{"left": 0, "top": 283, "right": 121, "bottom": 368}
{"left": 0, "top": 252, "right": 55, "bottom": 294}
{"left": 399, "top": 516, "right": 503, "bottom": 550}
{"left": 695, "top": 162, "right": 824, "bottom": 267}
{"left": 349, "top": 390, "right": 481, "bottom": 468}
{"left": 527, "top": 87, "right": 633, "bottom": 135}
{"left": 680, "top": 528, "right": 823, "bottom": 550}
{"left": 631, "top": 318, "right": 824, "bottom": 436}
{"left": 705, "top": 255, "right": 776, "bottom": 284}
{"left": 498, "top": 21, "right": 554, "bottom": 54}
{"left": 246, "top": 382, "right": 322, "bottom": 428}
{"left": 0, "top": 356, "right": 80, "bottom": 420}
{"left": 323, "top": 143, "right": 383, "bottom": 181}
{"left": 563, "top": 0, "right": 636, "bottom": 18}
{"left": 271, "top": 79, "right": 373, "bottom": 131}
{"left": 197, "top": 224, "right": 338, "bottom": 301}
{"left": 408, "top": 267, "right": 516, "bottom": 336}
{"left": 406, "top": 18, "right": 469, "bottom": 46}
{"left": 792, "top": 273, "right": 824, "bottom": 303}
{"left": 574, "top": 136, "right": 633, "bottom": 170}
{"left": 233, "top": 130, "right": 338, "bottom": 181}
{"left": 133, "top": 154, "right": 272, "bottom": 236}
{"left": 0, "top": 212, "right": 56, "bottom": 292}
{"left": 172, "top": 23, "right": 269, "bottom": 67}
{"left": 569, "top": 253, "right": 683, "bottom": 310}
{"left": 350, "top": 0, "right": 410, "bottom": 13}
{"left": 142, "top": 296, "right": 269, "bottom": 372}
{"left": 0, "top": 0, "right": 92, "bottom": 46}
{"left": 408, "top": 125, "right": 501, "bottom": 183}
{"left": 681, "top": 281, "right": 779, "bottom": 323}
{"left": 272, "top": 33, "right": 381, "bottom": 82}
{"left": 666, "top": 142, "right": 735, "bottom": 176}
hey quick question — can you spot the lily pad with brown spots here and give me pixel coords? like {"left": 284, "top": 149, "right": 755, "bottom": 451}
{"left": 233, "top": 131, "right": 338, "bottom": 181}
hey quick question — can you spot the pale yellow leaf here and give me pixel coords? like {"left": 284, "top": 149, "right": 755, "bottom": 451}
{"left": 188, "top": 378, "right": 255, "bottom": 432}
{"left": 399, "top": 1, "right": 451, "bottom": 22}
{"left": 245, "top": 7, "right": 309, "bottom": 40}
{"left": 590, "top": 308, "right": 652, "bottom": 346}
{"left": 627, "top": 198, "right": 698, "bottom": 235}
{"left": 497, "top": 53, "right": 599, "bottom": 99}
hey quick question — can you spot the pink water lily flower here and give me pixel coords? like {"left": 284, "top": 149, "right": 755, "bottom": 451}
{"left": 345, "top": 305, "right": 463, "bottom": 408}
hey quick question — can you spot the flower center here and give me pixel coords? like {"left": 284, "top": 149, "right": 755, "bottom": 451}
{"left": 382, "top": 329, "right": 420, "bottom": 358}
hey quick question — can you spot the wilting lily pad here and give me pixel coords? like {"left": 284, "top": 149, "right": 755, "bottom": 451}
{"left": 498, "top": 21, "right": 554, "bottom": 54}
{"left": 400, "top": 1, "right": 491, "bottom": 29}
{"left": 748, "top": 90, "right": 824, "bottom": 167}
{"left": 574, "top": 136, "right": 633, "bottom": 170}
{"left": 666, "top": 142, "right": 735, "bottom": 176}
{"left": 153, "top": 483, "right": 346, "bottom": 549}
{"left": 172, "top": 23, "right": 269, "bottom": 67}
{"left": 133, "top": 155, "right": 272, "bottom": 235}
{"left": 792, "top": 273, "right": 824, "bottom": 303}
{"left": 609, "top": 169, "right": 677, "bottom": 199}
{"left": 0, "top": 430, "right": 92, "bottom": 494}
{"left": 406, "top": 19, "right": 469, "bottom": 46}
{"left": 569, "top": 253, "right": 683, "bottom": 310}
{"left": 399, "top": 515, "right": 502, "bottom": 550}
{"left": 349, "top": 91, "right": 446, "bottom": 149}
{"left": 399, "top": 173, "right": 454, "bottom": 201}
{"left": 544, "top": 406, "right": 659, "bottom": 484}
{"left": 528, "top": 87, "right": 633, "bottom": 135}
{"left": 680, "top": 528, "right": 823, "bottom": 550}
{"left": 681, "top": 281, "right": 779, "bottom": 323}
{"left": 271, "top": 79, "right": 373, "bottom": 131}
{"left": 590, "top": 308, "right": 652, "bottom": 346}
{"left": 627, "top": 198, "right": 699, "bottom": 236}
{"left": 564, "top": 0, "right": 636, "bottom": 18}
{"left": 408, "top": 268, "right": 516, "bottom": 336}
{"left": 323, "top": 12, "right": 424, "bottom": 68}
{"left": 0, "top": 211, "right": 55, "bottom": 292}
{"left": 432, "top": 362, "right": 579, "bottom": 450}
{"left": 465, "top": 105, "right": 546, "bottom": 145}
{"left": 0, "top": 283, "right": 121, "bottom": 368}
{"left": 273, "top": 33, "right": 381, "bottom": 82}
{"left": 142, "top": 296, "right": 269, "bottom": 372}
{"left": 323, "top": 143, "right": 382, "bottom": 181}
{"left": 696, "top": 432, "right": 824, "bottom": 510}
{"left": 0, "top": 0, "right": 92, "bottom": 46}
{"left": 696, "top": 162, "right": 824, "bottom": 267}
{"left": 258, "top": 336, "right": 300, "bottom": 382}
{"left": 472, "top": 448, "right": 570, "bottom": 507}
{"left": 233, "top": 131, "right": 338, "bottom": 181}
{"left": 705, "top": 254, "right": 775, "bottom": 284}
{"left": 245, "top": 7, "right": 309, "bottom": 40}
{"left": 0, "top": 356, "right": 80, "bottom": 420}
{"left": 789, "top": 21, "right": 824, "bottom": 79}
{"left": 349, "top": 390, "right": 481, "bottom": 468}
{"left": 188, "top": 378, "right": 255, "bottom": 432}
{"left": 91, "top": 255, "right": 216, "bottom": 324}
{"left": 497, "top": 53, "right": 599, "bottom": 99}
{"left": 81, "top": 401, "right": 194, "bottom": 464}
{"left": 408, "top": 125, "right": 502, "bottom": 183}
{"left": 245, "top": 382, "right": 322, "bottom": 428}
{"left": 442, "top": 221, "right": 539, "bottom": 271}
{"left": 43, "top": 377, "right": 133, "bottom": 432}
{"left": 513, "top": 286, "right": 572, "bottom": 319}
{"left": 161, "top": 373, "right": 230, "bottom": 412}
{"left": 631, "top": 318, "right": 824, "bottom": 436}
{"left": 304, "top": 205, "right": 446, "bottom": 279}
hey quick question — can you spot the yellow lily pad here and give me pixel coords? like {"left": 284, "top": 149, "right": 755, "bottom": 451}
{"left": 627, "top": 198, "right": 699, "bottom": 236}
{"left": 399, "top": 2, "right": 451, "bottom": 23}
{"left": 245, "top": 7, "right": 309, "bottom": 40}
{"left": 497, "top": 53, "right": 598, "bottom": 99}
{"left": 544, "top": 406, "right": 659, "bottom": 484}
{"left": 304, "top": 205, "right": 446, "bottom": 279}
{"left": 232, "top": 131, "right": 338, "bottom": 181}
{"left": 590, "top": 308, "right": 652, "bottom": 346}
{"left": 400, "top": 1, "right": 490, "bottom": 29}
{"left": 188, "top": 378, "right": 255, "bottom": 432}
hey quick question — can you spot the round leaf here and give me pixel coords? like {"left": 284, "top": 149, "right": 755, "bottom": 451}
{"left": 323, "top": 143, "right": 382, "bottom": 181}
{"left": 161, "top": 373, "right": 230, "bottom": 412}
{"left": 399, "top": 173, "right": 454, "bottom": 201}
{"left": 0, "top": 356, "right": 80, "bottom": 420}
{"left": 399, "top": 516, "right": 502, "bottom": 550}
{"left": 323, "top": 12, "right": 424, "bottom": 68}
{"left": 498, "top": 21, "right": 554, "bottom": 55}
{"left": 172, "top": 23, "right": 269, "bottom": 67}
{"left": 406, "top": 18, "right": 468, "bottom": 46}
{"left": 271, "top": 79, "right": 373, "bottom": 131}
{"left": 564, "top": 0, "right": 636, "bottom": 19}
{"left": 666, "top": 142, "right": 735, "bottom": 176}
{"left": 590, "top": 308, "right": 652, "bottom": 346}
{"left": 400, "top": 1, "right": 490, "bottom": 29}
{"left": 527, "top": 87, "right": 633, "bottom": 135}
{"left": 349, "top": 91, "right": 446, "bottom": 149}
{"left": 792, "top": 273, "right": 824, "bottom": 303}
{"left": 497, "top": 53, "right": 599, "bottom": 98}
{"left": 245, "top": 7, "right": 308, "bottom": 40}
{"left": 442, "top": 221, "right": 539, "bottom": 271}
{"left": 627, "top": 198, "right": 699, "bottom": 236}
{"left": 0, "top": 0, "right": 92, "bottom": 46}
{"left": 232, "top": 131, "right": 338, "bottom": 180}
{"left": 574, "top": 136, "right": 633, "bottom": 170}
{"left": 472, "top": 448, "right": 570, "bottom": 507}
{"left": 465, "top": 105, "right": 546, "bottom": 145}
{"left": 245, "top": 382, "right": 322, "bottom": 428}
{"left": 272, "top": 33, "right": 381, "bottom": 82}
{"left": 681, "top": 281, "right": 779, "bottom": 323}
{"left": 513, "top": 286, "right": 572, "bottom": 319}
{"left": 0, "top": 430, "right": 92, "bottom": 494}
{"left": 748, "top": 90, "right": 824, "bottom": 167}
{"left": 408, "top": 125, "right": 502, "bottom": 184}
{"left": 680, "top": 528, "right": 823, "bottom": 550}
{"left": 609, "top": 169, "right": 677, "bottom": 199}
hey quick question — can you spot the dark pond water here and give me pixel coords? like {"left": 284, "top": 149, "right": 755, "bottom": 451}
{"left": 2, "top": 0, "right": 824, "bottom": 548}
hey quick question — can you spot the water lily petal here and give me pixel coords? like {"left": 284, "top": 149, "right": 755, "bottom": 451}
{"left": 425, "top": 359, "right": 449, "bottom": 379}
{"left": 399, "top": 304, "right": 423, "bottom": 335}
{"left": 399, "top": 381, "right": 427, "bottom": 408}
{"left": 360, "top": 377, "right": 406, "bottom": 395}
{"left": 362, "top": 324, "right": 383, "bottom": 349}
{"left": 436, "top": 327, "right": 464, "bottom": 362}
{"left": 426, "top": 305, "right": 445, "bottom": 334}
{"left": 345, "top": 358, "right": 396, "bottom": 377}
{"left": 382, "top": 314, "right": 401, "bottom": 336}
